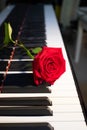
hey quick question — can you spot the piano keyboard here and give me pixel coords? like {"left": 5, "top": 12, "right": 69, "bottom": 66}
{"left": 0, "top": 4, "right": 87, "bottom": 130}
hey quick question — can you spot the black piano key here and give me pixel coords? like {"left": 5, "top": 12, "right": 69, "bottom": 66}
{"left": 0, "top": 74, "right": 4, "bottom": 86}
{"left": 20, "top": 32, "right": 45, "bottom": 39}
{"left": 3, "top": 73, "right": 51, "bottom": 93}
{"left": 21, "top": 24, "right": 45, "bottom": 31}
{"left": 0, "top": 47, "right": 12, "bottom": 59}
{"left": 0, "top": 97, "right": 52, "bottom": 106}
{"left": 13, "top": 47, "right": 31, "bottom": 59}
{"left": 0, "top": 61, "right": 8, "bottom": 71}
{"left": 22, "top": 23, "right": 45, "bottom": 30}
{"left": 24, "top": 31, "right": 46, "bottom": 37}
{"left": 21, "top": 23, "right": 45, "bottom": 30}
{"left": 4, "top": 73, "right": 34, "bottom": 86}
{"left": 20, "top": 36, "right": 46, "bottom": 41}
{"left": 0, "top": 106, "right": 53, "bottom": 116}
{"left": 0, "top": 26, "right": 4, "bottom": 44}
{"left": 0, "top": 123, "right": 54, "bottom": 130}
{"left": 13, "top": 48, "right": 29, "bottom": 59}
{"left": 19, "top": 37, "right": 46, "bottom": 47}
{"left": 26, "top": 5, "right": 44, "bottom": 21}
{"left": 21, "top": 31, "right": 45, "bottom": 37}
{"left": 19, "top": 38, "right": 47, "bottom": 47}
{"left": 3, "top": 85, "right": 51, "bottom": 93}
{"left": 3, "top": 84, "right": 51, "bottom": 93}
{"left": 9, "top": 61, "right": 32, "bottom": 71}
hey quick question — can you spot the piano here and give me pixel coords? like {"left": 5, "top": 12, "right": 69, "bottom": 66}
{"left": 0, "top": 4, "right": 87, "bottom": 130}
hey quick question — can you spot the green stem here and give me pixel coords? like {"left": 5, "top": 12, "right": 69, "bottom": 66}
{"left": 18, "top": 42, "right": 34, "bottom": 59}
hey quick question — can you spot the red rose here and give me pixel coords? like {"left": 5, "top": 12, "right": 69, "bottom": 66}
{"left": 33, "top": 46, "right": 66, "bottom": 86}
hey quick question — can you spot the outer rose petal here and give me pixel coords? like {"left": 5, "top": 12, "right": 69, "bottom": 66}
{"left": 33, "top": 47, "right": 66, "bottom": 86}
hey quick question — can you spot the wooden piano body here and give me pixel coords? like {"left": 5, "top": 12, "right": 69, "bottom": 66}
{"left": 0, "top": 4, "right": 87, "bottom": 130}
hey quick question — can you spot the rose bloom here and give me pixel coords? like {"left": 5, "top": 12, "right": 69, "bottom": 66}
{"left": 32, "top": 46, "right": 66, "bottom": 86}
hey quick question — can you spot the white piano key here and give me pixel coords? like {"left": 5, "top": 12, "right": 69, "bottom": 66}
{"left": 50, "top": 82, "right": 76, "bottom": 90}
{"left": 0, "top": 90, "right": 78, "bottom": 97}
{"left": 50, "top": 122, "right": 87, "bottom": 130}
{"left": 44, "top": 5, "right": 63, "bottom": 44}
{"left": 51, "top": 85, "right": 78, "bottom": 93}
{"left": 52, "top": 89, "right": 79, "bottom": 97}
{"left": 51, "top": 91, "right": 78, "bottom": 97}
{"left": 49, "top": 104, "right": 83, "bottom": 112}
{"left": 0, "top": 112, "right": 85, "bottom": 122}
{"left": 50, "top": 97, "right": 81, "bottom": 105}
